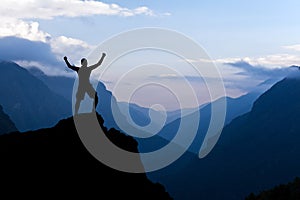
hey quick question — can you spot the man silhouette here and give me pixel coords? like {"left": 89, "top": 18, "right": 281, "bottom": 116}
{"left": 64, "top": 53, "right": 106, "bottom": 115}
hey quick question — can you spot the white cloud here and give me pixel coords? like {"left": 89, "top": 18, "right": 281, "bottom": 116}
{"left": 215, "top": 54, "right": 300, "bottom": 69}
{"left": 0, "top": 17, "right": 50, "bottom": 42}
{"left": 0, "top": 0, "right": 156, "bottom": 19}
{"left": 0, "top": 17, "right": 95, "bottom": 78}
{"left": 179, "top": 55, "right": 299, "bottom": 70}
{"left": 50, "top": 36, "right": 95, "bottom": 63}
{"left": 177, "top": 52, "right": 300, "bottom": 97}
{"left": 215, "top": 44, "right": 300, "bottom": 68}
{"left": 181, "top": 48, "right": 300, "bottom": 69}
{"left": 132, "top": 6, "right": 155, "bottom": 16}
{"left": 0, "top": 0, "right": 159, "bottom": 67}
{"left": 15, "top": 60, "right": 75, "bottom": 77}
{"left": 163, "top": 12, "right": 172, "bottom": 16}
{"left": 283, "top": 44, "right": 300, "bottom": 52}
{"left": 158, "top": 73, "right": 178, "bottom": 78}
{"left": 0, "top": 0, "right": 158, "bottom": 41}
{"left": 0, "top": 18, "right": 94, "bottom": 67}
{"left": 245, "top": 54, "right": 300, "bottom": 67}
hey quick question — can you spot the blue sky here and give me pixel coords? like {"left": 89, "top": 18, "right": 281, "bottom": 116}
{"left": 0, "top": 0, "right": 300, "bottom": 109}
{"left": 35, "top": 0, "right": 300, "bottom": 58}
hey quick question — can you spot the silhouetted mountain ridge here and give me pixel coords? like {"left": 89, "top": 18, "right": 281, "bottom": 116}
{"left": 0, "top": 112, "right": 172, "bottom": 199}
{"left": 246, "top": 177, "right": 300, "bottom": 200}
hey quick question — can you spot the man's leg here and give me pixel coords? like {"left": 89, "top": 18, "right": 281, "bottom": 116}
{"left": 91, "top": 92, "right": 98, "bottom": 113}
{"left": 75, "top": 88, "right": 84, "bottom": 115}
{"left": 87, "top": 85, "right": 98, "bottom": 113}
{"left": 75, "top": 99, "right": 81, "bottom": 115}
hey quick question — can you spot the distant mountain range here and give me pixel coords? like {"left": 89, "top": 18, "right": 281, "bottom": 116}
{"left": 0, "top": 104, "right": 17, "bottom": 134}
{"left": 148, "top": 74, "right": 300, "bottom": 200}
{"left": 136, "top": 91, "right": 261, "bottom": 154}
{"left": 28, "top": 65, "right": 265, "bottom": 137}
{"left": 0, "top": 61, "right": 72, "bottom": 132}
{"left": 7, "top": 61, "right": 274, "bottom": 158}
{"left": 2, "top": 60, "right": 300, "bottom": 199}
{"left": 0, "top": 113, "right": 172, "bottom": 199}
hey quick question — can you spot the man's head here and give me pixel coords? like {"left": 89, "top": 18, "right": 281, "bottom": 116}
{"left": 81, "top": 58, "right": 88, "bottom": 67}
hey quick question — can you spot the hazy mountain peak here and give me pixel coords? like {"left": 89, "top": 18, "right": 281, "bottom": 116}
{"left": 0, "top": 61, "right": 71, "bottom": 131}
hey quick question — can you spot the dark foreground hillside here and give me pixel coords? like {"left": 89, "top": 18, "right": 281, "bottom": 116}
{"left": 0, "top": 113, "right": 172, "bottom": 199}
{"left": 246, "top": 177, "right": 300, "bottom": 200}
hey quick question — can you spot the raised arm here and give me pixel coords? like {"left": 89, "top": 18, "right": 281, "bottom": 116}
{"left": 89, "top": 53, "right": 106, "bottom": 70}
{"left": 64, "top": 56, "right": 79, "bottom": 72}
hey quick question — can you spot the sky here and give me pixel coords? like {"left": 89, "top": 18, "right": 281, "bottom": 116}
{"left": 1, "top": 0, "right": 300, "bottom": 109}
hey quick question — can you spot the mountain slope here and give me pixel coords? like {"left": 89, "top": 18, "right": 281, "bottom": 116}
{"left": 0, "top": 61, "right": 71, "bottom": 131}
{"left": 0, "top": 113, "right": 172, "bottom": 199}
{"left": 147, "top": 91, "right": 260, "bottom": 154}
{"left": 245, "top": 177, "right": 300, "bottom": 200}
{"left": 0, "top": 104, "right": 17, "bottom": 134}
{"left": 28, "top": 66, "right": 75, "bottom": 101}
{"left": 148, "top": 76, "right": 300, "bottom": 200}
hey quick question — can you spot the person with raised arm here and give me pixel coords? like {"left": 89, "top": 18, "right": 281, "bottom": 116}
{"left": 64, "top": 53, "right": 106, "bottom": 115}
